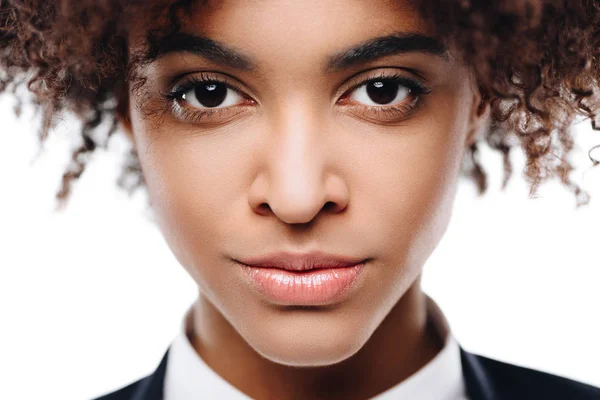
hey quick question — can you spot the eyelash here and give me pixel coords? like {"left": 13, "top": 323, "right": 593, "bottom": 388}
{"left": 160, "top": 71, "right": 431, "bottom": 124}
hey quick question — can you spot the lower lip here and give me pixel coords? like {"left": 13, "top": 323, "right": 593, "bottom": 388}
{"left": 238, "top": 262, "right": 366, "bottom": 306}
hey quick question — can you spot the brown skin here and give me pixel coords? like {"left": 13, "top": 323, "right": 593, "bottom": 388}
{"left": 118, "top": 0, "right": 488, "bottom": 398}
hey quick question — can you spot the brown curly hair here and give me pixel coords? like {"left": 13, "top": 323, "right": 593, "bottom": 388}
{"left": 1, "top": 0, "right": 599, "bottom": 209}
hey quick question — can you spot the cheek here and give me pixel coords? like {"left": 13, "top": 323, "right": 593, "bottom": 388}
{"left": 355, "top": 99, "right": 468, "bottom": 275}
{"left": 129, "top": 120, "right": 255, "bottom": 282}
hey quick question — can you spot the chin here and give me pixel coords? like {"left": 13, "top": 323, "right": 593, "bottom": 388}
{"left": 240, "top": 310, "right": 375, "bottom": 367}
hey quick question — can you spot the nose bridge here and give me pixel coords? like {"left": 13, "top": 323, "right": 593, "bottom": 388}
{"left": 273, "top": 100, "right": 324, "bottom": 195}
{"left": 261, "top": 97, "right": 335, "bottom": 223}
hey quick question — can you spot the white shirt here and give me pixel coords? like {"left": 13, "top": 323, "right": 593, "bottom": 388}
{"left": 164, "top": 295, "right": 469, "bottom": 400}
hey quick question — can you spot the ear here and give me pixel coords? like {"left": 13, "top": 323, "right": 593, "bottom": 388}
{"left": 115, "top": 80, "right": 135, "bottom": 144}
{"left": 465, "top": 86, "right": 491, "bottom": 148}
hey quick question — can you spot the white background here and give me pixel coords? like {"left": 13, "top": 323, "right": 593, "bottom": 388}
{"left": 1, "top": 93, "right": 599, "bottom": 400}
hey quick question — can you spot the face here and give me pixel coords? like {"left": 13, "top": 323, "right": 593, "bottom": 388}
{"left": 124, "top": 0, "right": 482, "bottom": 367}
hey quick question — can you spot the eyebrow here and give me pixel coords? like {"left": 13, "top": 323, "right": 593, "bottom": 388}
{"left": 147, "top": 31, "right": 448, "bottom": 72}
{"left": 326, "top": 33, "right": 448, "bottom": 72}
{"left": 147, "top": 32, "right": 257, "bottom": 71}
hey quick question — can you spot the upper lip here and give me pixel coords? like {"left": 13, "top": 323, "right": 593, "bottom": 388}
{"left": 235, "top": 251, "right": 368, "bottom": 271}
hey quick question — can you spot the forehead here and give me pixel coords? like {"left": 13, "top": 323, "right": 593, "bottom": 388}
{"left": 189, "top": 0, "right": 427, "bottom": 51}
{"left": 192, "top": 0, "right": 425, "bottom": 31}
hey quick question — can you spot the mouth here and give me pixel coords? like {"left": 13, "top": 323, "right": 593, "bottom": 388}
{"left": 233, "top": 251, "right": 369, "bottom": 306}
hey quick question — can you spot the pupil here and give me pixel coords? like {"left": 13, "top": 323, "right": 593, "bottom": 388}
{"left": 194, "top": 82, "right": 227, "bottom": 108}
{"left": 366, "top": 80, "right": 399, "bottom": 104}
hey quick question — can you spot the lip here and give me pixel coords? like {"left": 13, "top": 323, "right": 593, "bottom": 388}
{"left": 234, "top": 252, "right": 369, "bottom": 306}
{"left": 235, "top": 251, "right": 368, "bottom": 271}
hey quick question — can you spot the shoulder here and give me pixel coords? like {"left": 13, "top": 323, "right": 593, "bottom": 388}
{"left": 91, "top": 376, "right": 150, "bottom": 400}
{"left": 91, "top": 350, "right": 170, "bottom": 400}
{"left": 466, "top": 351, "right": 600, "bottom": 400}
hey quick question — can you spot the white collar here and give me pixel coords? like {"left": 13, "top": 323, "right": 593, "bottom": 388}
{"left": 164, "top": 295, "right": 468, "bottom": 400}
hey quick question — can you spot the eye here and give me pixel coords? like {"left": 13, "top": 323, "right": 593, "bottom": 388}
{"left": 337, "top": 73, "right": 431, "bottom": 123}
{"left": 181, "top": 81, "right": 245, "bottom": 109}
{"left": 160, "top": 73, "right": 256, "bottom": 124}
{"left": 347, "top": 78, "right": 411, "bottom": 106}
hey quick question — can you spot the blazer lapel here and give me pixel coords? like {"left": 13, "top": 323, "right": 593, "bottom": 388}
{"left": 130, "top": 349, "right": 170, "bottom": 400}
{"left": 460, "top": 346, "right": 497, "bottom": 400}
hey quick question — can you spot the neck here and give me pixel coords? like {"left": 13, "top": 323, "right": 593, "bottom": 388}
{"left": 190, "top": 277, "right": 444, "bottom": 400}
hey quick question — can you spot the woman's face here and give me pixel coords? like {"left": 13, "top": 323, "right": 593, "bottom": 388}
{"left": 124, "top": 0, "right": 482, "bottom": 366}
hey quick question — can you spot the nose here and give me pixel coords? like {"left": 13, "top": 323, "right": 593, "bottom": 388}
{"left": 248, "top": 107, "right": 350, "bottom": 225}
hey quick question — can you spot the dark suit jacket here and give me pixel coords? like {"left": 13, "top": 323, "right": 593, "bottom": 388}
{"left": 93, "top": 346, "right": 600, "bottom": 400}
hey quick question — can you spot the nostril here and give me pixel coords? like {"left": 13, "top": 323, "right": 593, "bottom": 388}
{"left": 324, "top": 201, "right": 345, "bottom": 212}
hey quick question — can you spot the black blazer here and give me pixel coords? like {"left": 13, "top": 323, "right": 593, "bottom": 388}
{"left": 93, "top": 346, "right": 600, "bottom": 400}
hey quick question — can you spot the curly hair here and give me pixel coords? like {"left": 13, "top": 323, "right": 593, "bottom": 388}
{"left": 1, "top": 0, "right": 599, "bottom": 208}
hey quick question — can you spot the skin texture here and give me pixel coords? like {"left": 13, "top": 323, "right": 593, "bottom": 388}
{"left": 119, "top": 0, "right": 488, "bottom": 398}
